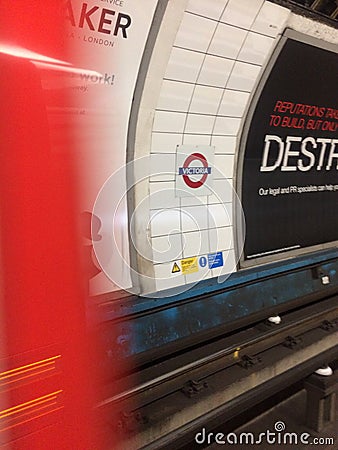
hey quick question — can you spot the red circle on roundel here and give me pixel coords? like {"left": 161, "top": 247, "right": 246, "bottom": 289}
{"left": 182, "top": 152, "right": 209, "bottom": 188}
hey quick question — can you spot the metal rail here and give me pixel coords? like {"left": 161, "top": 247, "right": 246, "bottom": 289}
{"left": 98, "top": 295, "right": 338, "bottom": 409}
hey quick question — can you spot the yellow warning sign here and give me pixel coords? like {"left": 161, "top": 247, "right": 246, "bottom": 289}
{"left": 181, "top": 257, "right": 198, "bottom": 275}
{"left": 172, "top": 262, "right": 181, "bottom": 273}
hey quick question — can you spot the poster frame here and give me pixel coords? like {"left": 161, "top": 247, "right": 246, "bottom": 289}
{"left": 235, "top": 28, "right": 338, "bottom": 269}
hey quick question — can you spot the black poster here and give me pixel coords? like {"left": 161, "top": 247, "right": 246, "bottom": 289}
{"left": 241, "top": 37, "right": 338, "bottom": 261}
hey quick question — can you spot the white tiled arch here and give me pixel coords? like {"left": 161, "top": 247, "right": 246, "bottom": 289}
{"left": 131, "top": 0, "right": 290, "bottom": 293}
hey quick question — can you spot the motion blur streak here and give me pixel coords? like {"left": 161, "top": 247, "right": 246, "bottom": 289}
{"left": 0, "top": 2, "right": 112, "bottom": 449}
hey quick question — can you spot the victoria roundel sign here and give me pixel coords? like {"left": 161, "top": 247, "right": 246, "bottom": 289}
{"left": 176, "top": 145, "right": 215, "bottom": 197}
{"left": 179, "top": 153, "right": 211, "bottom": 188}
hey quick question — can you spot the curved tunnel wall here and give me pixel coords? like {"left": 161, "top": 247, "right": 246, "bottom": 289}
{"left": 130, "top": 0, "right": 291, "bottom": 294}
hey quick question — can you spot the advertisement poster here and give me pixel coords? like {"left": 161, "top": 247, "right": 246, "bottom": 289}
{"left": 241, "top": 38, "right": 338, "bottom": 261}
{"left": 63, "top": 0, "right": 158, "bottom": 293}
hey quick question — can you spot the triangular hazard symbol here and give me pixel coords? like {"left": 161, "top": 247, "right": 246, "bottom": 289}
{"left": 172, "top": 262, "right": 181, "bottom": 273}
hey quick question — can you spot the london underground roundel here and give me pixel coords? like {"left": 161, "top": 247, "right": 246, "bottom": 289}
{"left": 179, "top": 152, "right": 211, "bottom": 188}
{"left": 176, "top": 145, "right": 215, "bottom": 198}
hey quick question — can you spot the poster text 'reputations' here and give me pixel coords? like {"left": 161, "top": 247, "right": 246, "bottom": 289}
{"left": 65, "top": 1, "right": 132, "bottom": 38}
{"left": 260, "top": 100, "right": 338, "bottom": 172}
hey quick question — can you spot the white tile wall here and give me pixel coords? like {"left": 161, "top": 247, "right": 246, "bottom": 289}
{"left": 213, "top": 117, "right": 241, "bottom": 135}
{"left": 181, "top": 205, "right": 209, "bottom": 232}
{"left": 186, "top": 0, "right": 227, "bottom": 21}
{"left": 218, "top": 89, "right": 250, "bottom": 117}
{"left": 153, "top": 110, "right": 186, "bottom": 133}
{"left": 251, "top": 2, "right": 290, "bottom": 38}
{"left": 212, "top": 135, "right": 237, "bottom": 154}
{"left": 174, "top": 13, "right": 217, "bottom": 52}
{"left": 209, "top": 23, "right": 247, "bottom": 59}
{"left": 220, "top": 0, "right": 264, "bottom": 29}
{"left": 182, "top": 230, "right": 210, "bottom": 257}
{"left": 152, "top": 234, "right": 183, "bottom": 263}
{"left": 157, "top": 80, "right": 195, "bottom": 112}
{"left": 238, "top": 32, "right": 274, "bottom": 65}
{"left": 183, "top": 134, "right": 211, "bottom": 145}
{"left": 147, "top": 0, "right": 287, "bottom": 291}
{"left": 181, "top": 195, "right": 208, "bottom": 206}
{"left": 150, "top": 153, "right": 176, "bottom": 181}
{"left": 209, "top": 226, "right": 233, "bottom": 252}
{"left": 209, "top": 179, "right": 233, "bottom": 204}
{"left": 149, "top": 181, "right": 180, "bottom": 209}
{"left": 165, "top": 47, "right": 205, "bottom": 83}
{"left": 214, "top": 154, "right": 235, "bottom": 178}
{"left": 226, "top": 61, "right": 261, "bottom": 91}
{"left": 151, "top": 133, "right": 182, "bottom": 154}
{"left": 184, "top": 266, "right": 211, "bottom": 284}
{"left": 185, "top": 113, "right": 215, "bottom": 134}
{"left": 189, "top": 85, "right": 223, "bottom": 115}
{"left": 197, "top": 55, "right": 234, "bottom": 88}
{"left": 150, "top": 208, "right": 181, "bottom": 237}
{"left": 154, "top": 262, "right": 186, "bottom": 291}
{"left": 209, "top": 203, "right": 233, "bottom": 228}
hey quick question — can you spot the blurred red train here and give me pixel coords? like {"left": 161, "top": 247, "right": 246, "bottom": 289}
{"left": 0, "top": 3, "right": 108, "bottom": 448}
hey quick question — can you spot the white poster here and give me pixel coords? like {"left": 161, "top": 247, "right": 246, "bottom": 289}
{"left": 64, "top": 0, "right": 159, "bottom": 294}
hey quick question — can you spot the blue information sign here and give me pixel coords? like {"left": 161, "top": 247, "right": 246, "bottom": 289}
{"left": 208, "top": 252, "right": 224, "bottom": 269}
